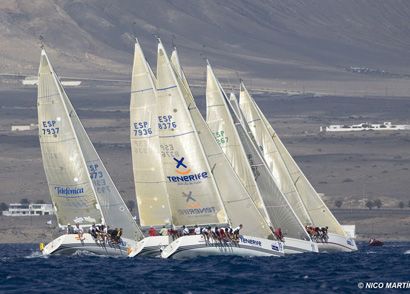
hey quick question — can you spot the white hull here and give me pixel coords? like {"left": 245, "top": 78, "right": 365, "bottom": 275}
{"left": 161, "top": 235, "right": 284, "bottom": 259}
{"left": 284, "top": 237, "right": 318, "bottom": 254}
{"left": 42, "top": 233, "right": 133, "bottom": 256}
{"left": 128, "top": 235, "right": 170, "bottom": 257}
{"left": 316, "top": 233, "right": 358, "bottom": 252}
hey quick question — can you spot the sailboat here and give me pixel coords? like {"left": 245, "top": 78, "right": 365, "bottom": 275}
{"left": 239, "top": 82, "right": 357, "bottom": 252}
{"left": 153, "top": 42, "right": 284, "bottom": 259}
{"left": 159, "top": 48, "right": 284, "bottom": 256}
{"left": 205, "top": 64, "right": 317, "bottom": 254}
{"left": 128, "top": 40, "right": 172, "bottom": 257}
{"left": 38, "top": 49, "right": 144, "bottom": 255}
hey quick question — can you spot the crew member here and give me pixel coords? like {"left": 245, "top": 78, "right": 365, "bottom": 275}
{"left": 74, "top": 223, "right": 84, "bottom": 240}
{"left": 159, "top": 226, "right": 168, "bottom": 236}
{"left": 233, "top": 224, "right": 243, "bottom": 240}
{"left": 274, "top": 227, "right": 284, "bottom": 242}
{"left": 182, "top": 225, "right": 190, "bottom": 235}
{"left": 148, "top": 226, "right": 157, "bottom": 237}
{"left": 194, "top": 225, "right": 201, "bottom": 235}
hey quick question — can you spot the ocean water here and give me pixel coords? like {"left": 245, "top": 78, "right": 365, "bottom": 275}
{"left": 0, "top": 242, "right": 409, "bottom": 293}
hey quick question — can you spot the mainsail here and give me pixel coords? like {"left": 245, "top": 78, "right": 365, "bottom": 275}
{"left": 38, "top": 50, "right": 103, "bottom": 227}
{"left": 156, "top": 41, "right": 228, "bottom": 226}
{"left": 239, "top": 82, "right": 346, "bottom": 236}
{"left": 38, "top": 50, "right": 143, "bottom": 241}
{"left": 130, "top": 40, "right": 171, "bottom": 227}
{"left": 170, "top": 49, "right": 273, "bottom": 239}
{"left": 206, "top": 64, "right": 310, "bottom": 241}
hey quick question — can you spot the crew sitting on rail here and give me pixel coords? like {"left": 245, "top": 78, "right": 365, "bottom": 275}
{"left": 89, "top": 223, "right": 98, "bottom": 239}
{"left": 159, "top": 226, "right": 168, "bottom": 236}
{"left": 168, "top": 227, "right": 178, "bottom": 240}
{"left": 319, "top": 226, "right": 329, "bottom": 242}
{"left": 305, "top": 225, "right": 329, "bottom": 242}
{"left": 202, "top": 226, "right": 210, "bottom": 241}
{"left": 232, "top": 224, "right": 243, "bottom": 241}
{"left": 114, "top": 228, "right": 123, "bottom": 244}
{"left": 66, "top": 223, "right": 75, "bottom": 234}
{"left": 274, "top": 227, "right": 284, "bottom": 242}
{"left": 219, "top": 227, "right": 228, "bottom": 241}
{"left": 148, "top": 226, "right": 157, "bottom": 237}
{"left": 182, "top": 225, "right": 190, "bottom": 235}
{"left": 74, "top": 223, "right": 84, "bottom": 240}
{"left": 194, "top": 225, "right": 201, "bottom": 235}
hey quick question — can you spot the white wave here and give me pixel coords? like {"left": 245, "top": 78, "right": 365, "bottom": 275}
{"left": 24, "top": 251, "right": 49, "bottom": 259}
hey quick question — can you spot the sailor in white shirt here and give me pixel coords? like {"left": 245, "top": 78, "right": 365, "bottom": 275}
{"left": 182, "top": 225, "right": 190, "bottom": 235}
{"left": 74, "top": 223, "right": 84, "bottom": 240}
{"left": 233, "top": 224, "right": 243, "bottom": 234}
{"left": 193, "top": 225, "right": 200, "bottom": 235}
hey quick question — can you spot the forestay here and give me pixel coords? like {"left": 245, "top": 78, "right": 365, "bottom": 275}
{"left": 239, "top": 83, "right": 345, "bottom": 236}
{"left": 156, "top": 41, "right": 228, "bottom": 226}
{"left": 170, "top": 50, "right": 273, "bottom": 239}
{"left": 37, "top": 50, "right": 103, "bottom": 227}
{"left": 130, "top": 40, "right": 171, "bottom": 227}
{"left": 206, "top": 65, "right": 310, "bottom": 241}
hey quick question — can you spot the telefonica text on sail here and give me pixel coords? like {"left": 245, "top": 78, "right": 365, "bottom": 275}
{"left": 54, "top": 186, "right": 84, "bottom": 198}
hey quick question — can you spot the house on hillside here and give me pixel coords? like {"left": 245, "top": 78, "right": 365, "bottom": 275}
{"left": 2, "top": 203, "right": 54, "bottom": 216}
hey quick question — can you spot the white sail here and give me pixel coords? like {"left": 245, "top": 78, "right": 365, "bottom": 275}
{"left": 170, "top": 49, "right": 273, "bottom": 239}
{"left": 61, "top": 77, "right": 143, "bottom": 241}
{"left": 156, "top": 41, "right": 228, "bottom": 226}
{"left": 228, "top": 93, "right": 244, "bottom": 123}
{"left": 38, "top": 50, "right": 142, "bottom": 240}
{"left": 130, "top": 40, "right": 171, "bottom": 227}
{"left": 38, "top": 50, "right": 103, "bottom": 227}
{"left": 206, "top": 64, "right": 310, "bottom": 241}
{"left": 239, "top": 82, "right": 346, "bottom": 236}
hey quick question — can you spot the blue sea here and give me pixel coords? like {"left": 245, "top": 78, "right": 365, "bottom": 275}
{"left": 0, "top": 242, "right": 409, "bottom": 293}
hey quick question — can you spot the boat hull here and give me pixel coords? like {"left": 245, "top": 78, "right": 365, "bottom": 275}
{"left": 42, "top": 233, "right": 133, "bottom": 256}
{"left": 284, "top": 237, "right": 318, "bottom": 254}
{"left": 161, "top": 234, "right": 284, "bottom": 259}
{"left": 128, "top": 235, "right": 170, "bottom": 257}
{"left": 316, "top": 233, "right": 358, "bottom": 252}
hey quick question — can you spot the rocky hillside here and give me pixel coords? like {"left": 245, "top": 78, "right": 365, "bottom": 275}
{"left": 1, "top": 0, "right": 410, "bottom": 82}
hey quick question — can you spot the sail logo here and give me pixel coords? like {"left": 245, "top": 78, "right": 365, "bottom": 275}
{"left": 55, "top": 186, "right": 84, "bottom": 198}
{"left": 271, "top": 242, "right": 283, "bottom": 252}
{"left": 174, "top": 157, "right": 191, "bottom": 175}
{"left": 178, "top": 206, "right": 216, "bottom": 216}
{"left": 167, "top": 157, "right": 208, "bottom": 184}
{"left": 182, "top": 191, "right": 196, "bottom": 203}
{"left": 178, "top": 191, "right": 215, "bottom": 216}
{"left": 240, "top": 236, "right": 262, "bottom": 247}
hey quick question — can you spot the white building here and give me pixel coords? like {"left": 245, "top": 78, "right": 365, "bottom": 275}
{"left": 11, "top": 123, "right": 38, "bottom": 132}
{"left": 2, "top": 203, "right": 54, "bottom": 216}
{"left": 320, "top": 122, "right": 410, "bottom": 132}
